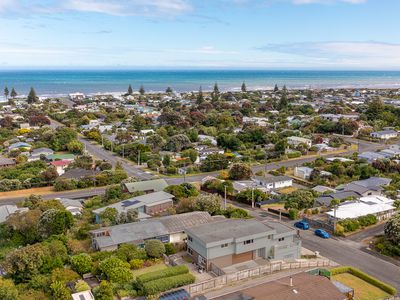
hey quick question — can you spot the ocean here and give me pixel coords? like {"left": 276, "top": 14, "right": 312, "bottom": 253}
{"left": 1, "top": 70, "right": 400, "bottom": 97}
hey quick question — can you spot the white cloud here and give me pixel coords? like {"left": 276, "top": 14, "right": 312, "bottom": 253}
{"left": 292, "top": 0, "right": 366, "bottom": 4}
{"left": 64, "top": 0, "right": 193, "bottom": 16}
{"left": 258, "top": 41, "right": 400, "bottom": 68}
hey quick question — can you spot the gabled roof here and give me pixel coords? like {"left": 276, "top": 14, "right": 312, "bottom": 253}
{"left": 0, "top": 155, "right": 15, "bottom": 166}
{"left": 60, "top": 168, "right": 99, "bottom": 179}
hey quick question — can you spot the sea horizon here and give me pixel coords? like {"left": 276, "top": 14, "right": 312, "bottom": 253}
{"left": 1, "top": 69, "right": 400, "bottom": 98}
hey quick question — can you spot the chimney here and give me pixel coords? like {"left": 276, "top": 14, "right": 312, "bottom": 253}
{"left": 289, "top": 276, "right": 293, "bottom": 287}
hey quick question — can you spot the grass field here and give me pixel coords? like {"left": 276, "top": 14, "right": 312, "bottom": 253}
{"left": 131, "top": 263, "right": 168, "bottom": 279}
{"left": 333, "top": 273, "right": 390, "bottom": 300}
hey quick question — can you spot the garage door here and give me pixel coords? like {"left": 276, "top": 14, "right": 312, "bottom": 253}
{"left": 232, "top": 251, "right": 253, "bottom": 264}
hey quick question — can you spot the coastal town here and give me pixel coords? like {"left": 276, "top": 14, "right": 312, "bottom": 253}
{"left": 0, "top": 84, "right": 399, "bottom": 300}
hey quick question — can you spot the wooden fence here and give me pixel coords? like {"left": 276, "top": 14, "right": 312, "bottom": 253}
{"left": 185, "top": 259, "right": 335, "bottom": 295}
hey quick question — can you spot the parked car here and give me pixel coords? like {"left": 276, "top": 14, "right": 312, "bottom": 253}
{"left": 294, "top": 220, "right": 310, "bottom": 230}
{"left": 315, "top": 229, "right": 330, "bottom": 239}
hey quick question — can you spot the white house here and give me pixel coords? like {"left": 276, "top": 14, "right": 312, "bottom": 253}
{"left": 253, "top": 175, "right": 293, "bottom": 190}
{"left": 370, "top": 130, "right": 398, "bottom": 140}
{"left": 326, "top": 195, "right": 396, "bottom": 221}
{"left": 294, "top": 166, "right": 314, "bottom": 180}
{"left": 287, "top": 136, "right": 312, "bottom": 148}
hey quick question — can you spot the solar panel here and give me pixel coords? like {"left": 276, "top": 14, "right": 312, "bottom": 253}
{"left": 121, "top": 200, "right": 141, "bottom": 207}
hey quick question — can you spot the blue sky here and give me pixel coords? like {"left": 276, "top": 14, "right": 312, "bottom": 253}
{"left": 0, "top": 0, "right": 399, "bottom": 69}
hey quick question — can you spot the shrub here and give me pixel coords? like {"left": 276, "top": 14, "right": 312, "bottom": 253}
{"left": 145, "top": 239, "right": 166, "bottom": 258}
{"left": 75, "top": 280, "right": 90, "bottom": 292}
{"left": 288, "top": 208, "right": 299, "bottom": 220}
{"left": 70, "top": 253, "right": 93, "bottom": 275}
{"left": 136, "top": 265, "right": 188, "bottom": 286}
{"left": 164, "top": 243, "right": 176, "bottom": 256}
{"left": 339, "top": 219, "right": 360, "bottom": 232}
{"left": 358, "top": 214, "right": 377, "bottom": 227}
{"left": 130, "top": 259, "right": 144, "bottom": 270}
{"left": 142, "top": 273, "right": 195, "bottom": 295}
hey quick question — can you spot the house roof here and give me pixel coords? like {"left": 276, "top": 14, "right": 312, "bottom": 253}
{"left": 46, "top": 153, "right": 75, "bottom": 161}
{"left": 326, "top": 195, "right": 395, "bottom": 219}
{"left": 91, "top": 211, "right": 216, "bottom": 248}
{"left": 123, "top": 179, "right": 168, "bottom": 193}
{"left": 0, "top": 205, "right": 19, "bottom": 223}
{"left": 186, "top": 219, "right": 276, "bottom": 245}
{"left": 254, "top": 175, "right": 293, "bottom": 184}
{"left": 58, "top": 198, "right": 83, "bottom": 209}
{"left": 212, "top": 272, "right": 346, "bottom": 300}
{"left": 9, "top": 142, "right": 31, "bottom": 149}
{"left": 31, "top": 147, "right": 54, "bottom": 155}
{"left": 60, "top": 168, "right": 99, "bottom": 179}
{"left": 50, "top": 160, "right": 72, "bottom": 167}
{"left": 0, "top": 155, "right": 15, "bottom": 166}
{"left": 92, "top": 191, "right": 174, "bottom": 215}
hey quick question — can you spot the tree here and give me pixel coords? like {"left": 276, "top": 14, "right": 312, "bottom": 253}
{"left": 196, "top": 86, "right": 204, "bottom": 104}
{"left": 145, "top": 239, "right": 166, "bottom": 258}
{"left": 99, "top": 256, "right": 132, "bottom": 283}
{"left": 38, "top": 209, "right": 74, "bottom": 239}
{"left": 278, "top": 93, "right": 288, "bottom": 110}
{"left": 0, "top": 278, "right": 19, "bottom": 300}
{"left": 147, "top": 134, "right": 165, "bottom": 152}
{"left": 166, "top": 86, "right": 173, "bottom": 93}
{"left": 283, "top": 190, "right": 315, "bottom": 210}
{"left": 126, "top": 208, "right": 138, "bottom": 222}
{"left": 4, "top": 86, "right": 9, "bottom": 100}
{"left": 6, "top": 209, "right": 42, "bottom": 244}
{"left": 99, "top": 207, "right": 118, "bottom": 225}
{"left": 0, "top": 116, "right": 13, "bottom": 128}
{"left": 241, "top": 81, "right": 247, "bottom": 93}
{"left": 75, "top": 280, "right": 90, "bottom": 292}
{"left": 236, "top": 189, "right": 268, "bottom": 205}
{"left": 10, "top": 87, "right": 17, "bottom": 99}
{"left": 28, "top": 115, "right": 50, "bottom": 126}
{"left": 132, "top": 114, "right": 147, "bottom": 132}
{"left": 70, "top": 253, "right": 93, "bottom": 275}
{"left": 27, "top": 87, "right": 38, "bottom": 104}
{"left": 51, "top": 268, "right": 80, "bottom": 283}
{"left": 4, "top": 243, "right": 47, "bottom": 281}
{"left": 213, "top": 82, "right": 220, "bottom": 94}
{"left": 50, "top": 281, "right": 70, "bottom": 300}
{"left": 200, "top": 153, "right": 229, "bottom": 172}
{"left": 192, "top": 194, "right": 221, "bottom": 215}
{"left": 139, "top": 85, "right": 145, "bottom": 95}
{"left": 93, "top": 280, "right": 114, "bottom": 300}
{"left": 217, "top": 133, "right": 241, "bottom": 151}
{"left": 384, "top": 213, "right": 400, "bottom": 245}
{"left": 274, "top": 84, "right": 279, "bottom": 92}
{"left": 166, "top": 134, "right": 191, "bottom": 152}
{"left": 127, "top": 84, "right": 133, "bottom": 95}
{"left": 181, "top": 148, "right": 198, "bottom": 163}
{"left": 229, "top": 163, "right": 253, "bottom": 180}
{"left": 67, "top": 139, "right": 84, "bottom": 154}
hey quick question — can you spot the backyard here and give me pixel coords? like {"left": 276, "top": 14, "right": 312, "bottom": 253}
{"left": 333, "top": 273, "right": 390, "bottom": 300}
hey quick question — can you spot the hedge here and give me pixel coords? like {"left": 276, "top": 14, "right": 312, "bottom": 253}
{"left": 142, "top": 273, "right": 195, "bottom": 295}
{"left": 136, "top": 265, "right": 188, "bottom": 286}
{"left": 330, "top": 266, "right": 397, "bottom": 295}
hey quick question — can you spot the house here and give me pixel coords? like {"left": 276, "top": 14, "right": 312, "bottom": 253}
{"left": 57, "top": 198, "right": 83, "bottom": 216}
{"left": 294, "top": 166, "right": 314, "bottom": 180}
{"left": 186, "top": 219, "right": 301, "bottom": 271}
{"left": 90, "top": 211, "right": 218, "bottom": 251}
{"left": 122, "top": 179, "right": 169, "bottom": 194}
{"left": 8, "top": 142, "right": 32, "bottom": 152}
{"left": 287, "top": 136, "right": 312, "bottom": 148}
{"left": 198, "top": 134, "right": 217, "bottom": 146}
{"left": 211, "top": 272, "right": 348, "bottom": 300}
{"left": 232, "top": 181, "right": 269, "bottom": 193}
{"left": 72, "top": 291, "right": 94, "bottom": 300}
{"left": 60, "top": 168, "right": 100, "bottom": 180}
{"left": 0, "top": 155, "right": 15, "bottom": 168}
{"left": 316, "top": 177, "right": 392, "bottom": 207}
{"left": 358, "top": 151, "right": 388, "bottom": 162}
{"left": 326, "top": 195, "right": 396, "bottom": 221}
{"left": 92, "top": 191, "right": 175, "bottom": 223}
{"left": 50, "top": 160, "right": 72, "bottom": 175}
{"left": 28, "top": 147, "right": 54, "bottom": 161}
{"left": 370, "top": 130, "right": 398, "bottom": 140}
{"left": 0, "top": 205, "right": 28, "bottom": 223}
{"left": 253, "top": 175, "right": 293, "bottom": 190}
{"left": 320, "top": 113, "right": 359, "bottom": 122}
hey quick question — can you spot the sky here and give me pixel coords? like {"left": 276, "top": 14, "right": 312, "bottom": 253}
{"left": 0, "top": 0, "right": 399, "bottom": 69}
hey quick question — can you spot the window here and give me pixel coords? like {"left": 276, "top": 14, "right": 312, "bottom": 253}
{"left": 267, "top": 235, "right": 272, "bottom": 239}
{"left": 243, "top": 239, "right": 254, "bottom": 245}
{"left": 221, "top": 243, "right": 228, "bottom": 248}
{"left": 278, "top": 237, "right": 285, "bottom": 242}
{"left": 188, "top": 236, "right": 193, "bottom": 242}
{"left": 188, "top": 248, "right": 193, "bottom": 255}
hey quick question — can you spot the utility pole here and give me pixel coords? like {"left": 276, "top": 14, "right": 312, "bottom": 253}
{"left": 137, "top": 149, "right": 141, "bottom": 166}
{"left": 224, "top": 185, "right": 227, "bottom": 210}
{"left": 101, "top": 135, "right": 104, "bottom": 147}
{"left": 122, "top": 144, "right": 125, "bottom": 159}
{"left": 252, "top": 186, "right": 255, "bottom": 209}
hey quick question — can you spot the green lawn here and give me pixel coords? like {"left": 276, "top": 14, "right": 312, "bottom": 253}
{"left": 333, "top": 273, "right": 390, "bottom": 300}
{"left": 131, "top": 263, "right": 168, "bottom": 279}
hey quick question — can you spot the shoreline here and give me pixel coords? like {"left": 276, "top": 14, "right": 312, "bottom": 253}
{"left": 1, "top": 83, "right": 400, "bottom": 100}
